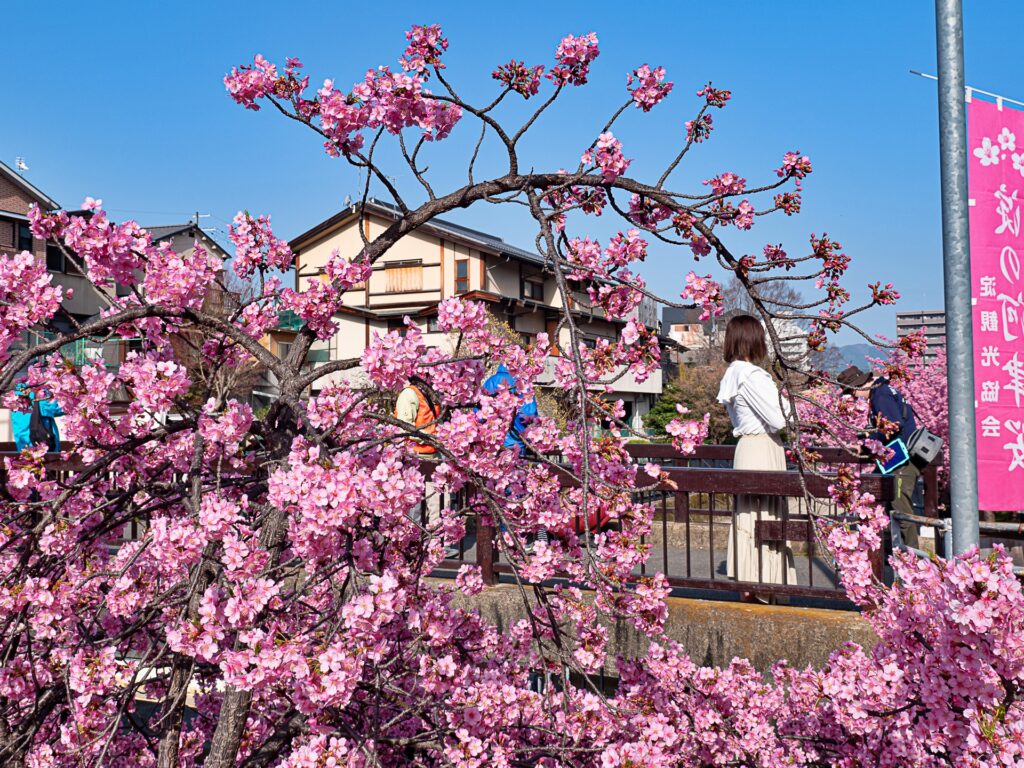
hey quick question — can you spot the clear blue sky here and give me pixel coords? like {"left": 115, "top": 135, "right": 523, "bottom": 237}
{"left": 4, "top": 1, "right": 1023, "bottom": 341}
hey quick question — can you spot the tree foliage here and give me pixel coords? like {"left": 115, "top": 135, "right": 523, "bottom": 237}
{"left": 0, "top": 24, "right": 1018, "bottom": 768}
{"left": 644, "top": 362, "right": 734, "bottom": 444}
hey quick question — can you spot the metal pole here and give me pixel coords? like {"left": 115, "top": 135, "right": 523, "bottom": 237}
{"left": 935, "top": 0, "right": 979, "bottom": 554}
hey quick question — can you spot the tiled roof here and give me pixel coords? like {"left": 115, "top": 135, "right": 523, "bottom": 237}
{"left": 145, "top": 224, "right": 195, "bottom": 241}
{"left": 290, "top": 198, "right": 547, "bottom": 269}
{"left": 142, "top": 223, "right": 232, "bottom": 258}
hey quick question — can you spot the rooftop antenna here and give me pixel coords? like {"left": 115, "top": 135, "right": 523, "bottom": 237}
{"left": 193, "top": 211, "right": 212, "bottom": 227}
{"left": 14, "top": 157, "right": 28, "bottom": 174}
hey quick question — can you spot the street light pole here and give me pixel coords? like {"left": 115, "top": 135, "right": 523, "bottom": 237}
{"left": 934, "top": 0, "right": 979, "bottom": 554}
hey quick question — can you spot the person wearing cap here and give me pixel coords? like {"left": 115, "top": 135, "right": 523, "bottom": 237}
{"left": 836, "top": 365, "right": 920, "bottom": 550}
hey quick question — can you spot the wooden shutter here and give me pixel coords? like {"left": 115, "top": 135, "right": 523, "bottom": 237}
{"left": 386, "top": 262, "right": 423, "bottom": 293}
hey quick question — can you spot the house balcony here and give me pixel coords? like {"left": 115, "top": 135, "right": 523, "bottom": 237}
{"left": 535, "top": 355, "right": 662, "bottom": 395}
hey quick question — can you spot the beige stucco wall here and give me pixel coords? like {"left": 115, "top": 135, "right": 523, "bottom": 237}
{"left": 484, "top": 259, "right": 518, "bottom": 298}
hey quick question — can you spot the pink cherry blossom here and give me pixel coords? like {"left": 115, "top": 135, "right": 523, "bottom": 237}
{"left": 549, "top": 32, "right": 600, "bottom": 86}
{"left": 627, "top": 64, "right": 673, "bottom": 111}
{"left": 582, "top": 132, "right": 631, "bottom": 183}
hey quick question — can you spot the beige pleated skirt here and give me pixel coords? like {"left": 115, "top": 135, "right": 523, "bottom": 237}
{"left": 726, "top": 433, "right": 798, "bottom": 587}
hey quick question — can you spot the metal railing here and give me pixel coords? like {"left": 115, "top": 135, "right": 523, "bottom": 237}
{"left": 1, "top": 444, "right": 914, "bottom": 606}
{"left": 428, "top": 445, "right": 901, "bottom": 605}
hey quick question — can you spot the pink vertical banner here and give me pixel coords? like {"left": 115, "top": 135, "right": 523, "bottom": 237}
{"left": 969, "top": 98, "right": 1024, "bottom": 511}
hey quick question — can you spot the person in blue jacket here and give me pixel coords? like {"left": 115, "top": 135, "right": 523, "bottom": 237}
{"left": 11, "top": 384, "right": 63, "bottom": 452}
{"left": 837, "top": 366, "right": 919, "bottom": 550}
{"left": 482, "top": 364, "right": 539, "bottom": 455}
{"left": 481, "top": 364, "right": 548, "bottom": 547}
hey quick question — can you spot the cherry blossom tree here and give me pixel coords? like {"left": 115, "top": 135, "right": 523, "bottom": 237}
{"left": 0, "top": 24, "right": 1020, "bottom": 768}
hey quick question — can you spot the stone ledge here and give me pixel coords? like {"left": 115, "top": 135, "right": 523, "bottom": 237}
{"left": 451, "top": 583, "right": 878, "bottom": 674}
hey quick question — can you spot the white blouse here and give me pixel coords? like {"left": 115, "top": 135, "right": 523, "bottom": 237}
{"left": 716, "top": 360, "right": 790, "bottom": 436}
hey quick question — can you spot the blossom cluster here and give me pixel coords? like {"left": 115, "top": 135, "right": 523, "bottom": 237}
{"left": 703, "top": 171, "right": 746, "bottom": 197}
{"left": 666, "top": 405, "right": 711, "bottom": 454}
{"left": 492, "top": 60, "right": 544, "bottom": 98}
{"left": 680, "top": 271, "right": 724, "bottom": 320}
{"left": 549, "top": 32, "right": 600, "bottom": 86}
{"left": 581, "top": 132, "right": 631, "bottom": 183}
{"left": 0, "top": 250, "right": 63, "bottom": 361}
{"left": 400, "top": 24, "right": 448, "bottom": 74}
{"left": 225, "top": 28, "right": 466, "bottom": 158}
{"left": 627, "top": 64, "right": 673, "bottom": 111}
{"left": 229, "top": 211, "right": 294, "bottom": 278}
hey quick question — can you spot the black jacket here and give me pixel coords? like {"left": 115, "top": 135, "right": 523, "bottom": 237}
{"left": 868, "top": 377, "right": 916, "bottom": 444}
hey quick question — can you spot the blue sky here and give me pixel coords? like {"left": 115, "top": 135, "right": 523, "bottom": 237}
{"left": 4, "top": 0, "right": 1023, "bottom": 341}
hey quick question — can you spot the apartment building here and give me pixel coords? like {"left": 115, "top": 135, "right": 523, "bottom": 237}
{"left": 896, "top": 310, "right": 945, "bottom": 362}
{"left": 663, "top": 306, "right": 809, "bottom": 371}
{"left": 289, "top": 199, "right": 662, "bottom": 430}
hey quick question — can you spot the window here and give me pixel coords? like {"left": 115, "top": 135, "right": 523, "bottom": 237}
{"left": 17, "top": 223, "right": 33, "bottom": 253}
{"left": 276, "top": 341, "right": 292, "bottom": 360}
{"left": 455, "top": 259, "right": 469, "bottom": 293}
{"left": 521, "top": 276, "right": 544, "bottom": 301}
{"left": 427, "top": 316, "right": 441, "bottom": 333}
{"left": 0, "top": 219, "right": 14, "bottom": 249}
{"left": 384, "top": 260, "right": 423, "bottom": 293}
{"left": 46, "top": 242, "right": 64, "bottom": 272}
{"left": 45, "top": 242, "right": 83, "bottom": 275}
{"left": 387, "top": 318, "right": 412, "bottom": 337}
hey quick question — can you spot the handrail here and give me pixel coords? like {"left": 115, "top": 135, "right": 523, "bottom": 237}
{"left": 0, "top": 447, "right": 921, "bottom": 604}
{"left": 626, "top": 443, "right": 940, "bottom": 517}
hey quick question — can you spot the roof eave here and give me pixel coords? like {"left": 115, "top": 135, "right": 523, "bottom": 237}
{"left": 0, "top": 161, "right": 59, "bottom": 210}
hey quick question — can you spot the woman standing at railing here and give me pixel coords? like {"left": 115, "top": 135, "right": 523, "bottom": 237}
{"left": 717, "top": 315, "right": 796, "bottom": 602}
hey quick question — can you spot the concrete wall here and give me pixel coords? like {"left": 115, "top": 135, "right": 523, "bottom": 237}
{"left": 513, "top": 312, "right": 545, "bottom": 335}
{"left": 454, "top": 583, "right": 877, "bottom": 675}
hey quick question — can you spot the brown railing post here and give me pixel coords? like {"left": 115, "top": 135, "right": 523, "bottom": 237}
{"left": 923, "top": 464, "right": 939, "bottom": 518}
{"left": 476, "top": 508, "right": 496, "bottom": 586}
{"left": 869, "top": 547, "right": 885, "bottom": 584}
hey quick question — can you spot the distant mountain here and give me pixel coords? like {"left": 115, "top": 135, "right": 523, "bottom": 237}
{"left": 811, "top": 343, "right": 882, "bottom": 374}
{"left": 840, "top": 343, "right": 882, "bottom": 370}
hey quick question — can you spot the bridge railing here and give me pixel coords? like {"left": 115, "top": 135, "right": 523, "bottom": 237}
{"left": 1, "top": 443, "right": 912, "bottom": 604}
{"left": 423, "top": 445, "right": 899, "bottom": 603}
